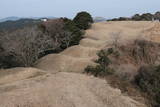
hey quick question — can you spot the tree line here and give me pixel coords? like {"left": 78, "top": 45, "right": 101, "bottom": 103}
{"left": 108, "top": 11, "right": 160, "bottom": 21}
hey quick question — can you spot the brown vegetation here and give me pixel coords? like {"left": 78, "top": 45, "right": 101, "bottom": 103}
{"left": 0, "top": 26, "right": 56, "bottom": 67}
{"left": 0, "top": 17, "right": 84, "bottom": 68}
{"left": 85, "top": 39, "right": 160, "bottom": 107}
{"left": 0, "top": 21, "right": 159, "bottom": 107}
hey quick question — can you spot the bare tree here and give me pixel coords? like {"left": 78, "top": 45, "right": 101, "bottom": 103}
{"left": 0, "top": 26, "right": 56, "bottom": 67}
{"left": 63, "top": 32, "right": 73, "bottom": 48}
{"left": 0, "top": 18, "right": 81, "bottom": 68}
{"left": 41, "top": 19, "right": 75, "bottom": 49}
{"left": 56, "top": 31, "right": 73, "bottom": 48}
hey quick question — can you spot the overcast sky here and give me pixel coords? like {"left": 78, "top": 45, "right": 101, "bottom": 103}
{"left": 0, "top": 0, "right": 160, "bottom": 19}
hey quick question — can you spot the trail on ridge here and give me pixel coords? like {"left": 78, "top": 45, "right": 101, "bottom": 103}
{"left": 0, "top": 21, "right": 158, "bottom": 107}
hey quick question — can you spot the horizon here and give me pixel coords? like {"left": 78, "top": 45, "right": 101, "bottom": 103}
{"left": 0, "top": 0, "right": 160, "bottom": 19}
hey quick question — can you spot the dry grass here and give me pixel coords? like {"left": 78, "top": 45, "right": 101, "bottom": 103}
{"left": 0, "top": 21, "right": 159, "bottom": 107}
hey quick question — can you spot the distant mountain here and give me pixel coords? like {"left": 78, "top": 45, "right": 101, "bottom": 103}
{"left": 0, "top": 19, "right": 42, "bottom": 32}
{"left": 31, "top": 16, "right": 57, "bottom": 20}
{"left": 0, "top": 16, "right": 57, "bottom": 22}
{"left": 0, "top": 16, "right": 58, "bottom": 31}
{"left": 0, "top": 17, "right": 20, "bottom": 22}
{"left": 93, "top": 17, "right": 106, "bottom": 22}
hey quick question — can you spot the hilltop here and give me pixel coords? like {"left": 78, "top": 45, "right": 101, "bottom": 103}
{"left": 0, "top": 21, "right": 159, "bottom": 106}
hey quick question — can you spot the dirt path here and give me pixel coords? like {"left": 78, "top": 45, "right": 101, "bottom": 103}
{"left": 0, "top": 21, "right": 158, "bottom": 107}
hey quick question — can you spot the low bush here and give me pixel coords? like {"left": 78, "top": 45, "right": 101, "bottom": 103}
{"left": 135, "top": 65, "right": 160, "bottom": 107}
{"left": 132, "top": 14, "right": 142, "bottom": 21}
{"left": 85, "top": 40, "right": 160, "bottom": 106}
{"left": 85, "top": 49, "right": 114, "bottom": 77}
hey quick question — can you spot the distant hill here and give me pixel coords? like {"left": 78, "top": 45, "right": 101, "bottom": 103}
{"left": 0, "top": 17, "right": 20, "bottom": 22}
{"left": 0, "top": 16, "right": 57, "bottom": 23}
{"left": 0, "top": 16, "right": 58, "bottom": 32}
{"left": 0, "top": 19, "right": 42, "bottom": 32}
{"left": 93, "top": 17, "right": 106, "bottom": 22}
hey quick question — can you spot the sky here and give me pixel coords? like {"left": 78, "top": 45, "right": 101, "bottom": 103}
{"left": 0, "top": 0, "right": 160, "bottom": 19}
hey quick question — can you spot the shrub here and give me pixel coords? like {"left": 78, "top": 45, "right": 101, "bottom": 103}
{"left": 85, "top": 65, "right": 103, "bottom": 77}
{"left": 73, "top": 11, "right": 93, "bottom": 30}
{"left": 131, "top": 13, "right": 153, "bottom": 21}
{"left": 140, "top": 13, "right": 153, "bottom": 21}
{"left": 132, "top": 14, "right": 142, "bottom": 21}
{"left": 154, "top": 11, "right": 160, "bottom": 20}
{"left": 135, "top": 65, "right": 160, "bottom": 107}
{"left": 96, "top": 50, "right": 112, "bottom": 66}
{"left": 85, "top": 49, "right": 114, "bottom": 77}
